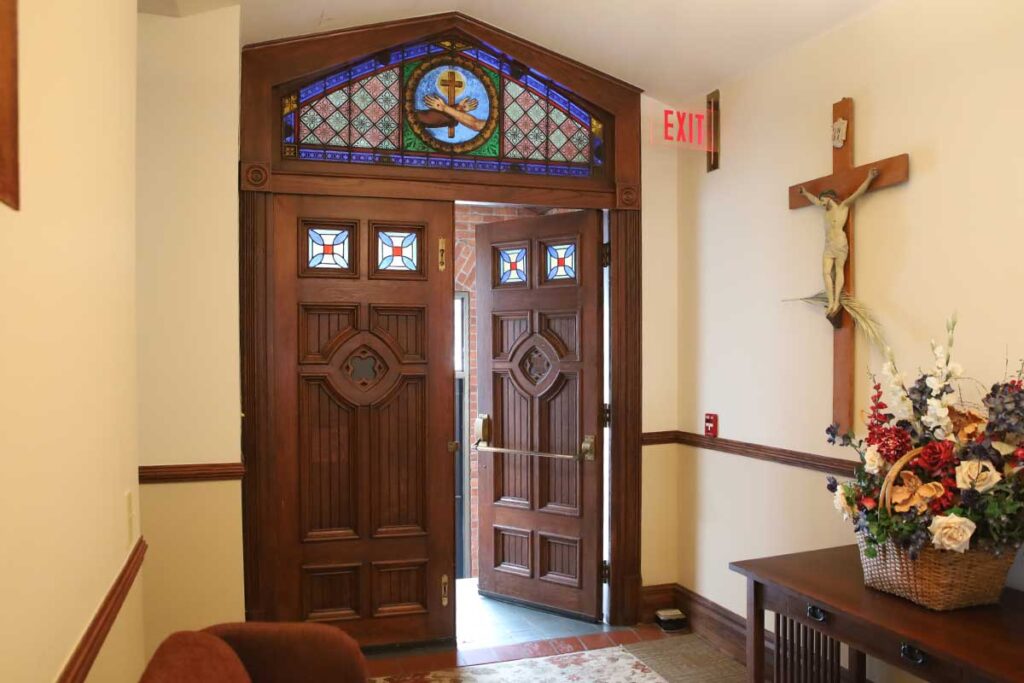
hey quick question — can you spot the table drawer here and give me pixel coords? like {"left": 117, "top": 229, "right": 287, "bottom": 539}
{"left": 767, "top": 587, "right": 965, "bottom": 683}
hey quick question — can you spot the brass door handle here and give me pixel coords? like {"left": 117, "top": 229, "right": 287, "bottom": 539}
{"left": 474, "top": 414, "right": 594, "bottom": 462}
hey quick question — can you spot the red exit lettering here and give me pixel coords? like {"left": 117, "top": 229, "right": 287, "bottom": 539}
{"left": 663, "top": 108, "right": 705, "bottom": 147}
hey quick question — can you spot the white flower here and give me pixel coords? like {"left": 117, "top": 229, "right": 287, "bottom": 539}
{"left": 947, "top": 362, "right": 964, "bottom": 379}
{"left": 863, "top": 446, "right": 885, "bottom": 475}
{"left": 926, "top": 376, "right": 945, "bottom": 394}
{"left": 833, "top": 486, "right": 855, "bottom": 520}
{"left": 955, "top": 459, "right": 1002, "bottom": 494}
{"left": 928, "top": 514, "right": 976, "bottom": 553}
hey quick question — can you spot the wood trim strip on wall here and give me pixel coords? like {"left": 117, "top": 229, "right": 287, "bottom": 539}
{"left": 641, "top": 430, "right": 857, "bottom": 478}
{"left": 0, "top": 0, "right": 19, "bottom": 210}
{"left": 609, "top": 208, "right": 644, "bottom": 626}
{"left": 57, "top": 537, "right": 147, "bottom": 683}
{"left": 138, "top": 463, "right": 246, "bottom": 484}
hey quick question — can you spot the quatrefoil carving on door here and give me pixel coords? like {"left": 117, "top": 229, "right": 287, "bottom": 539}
{"left": 343, "top": 346, "right": 387, "bottom": 390}
{"left": 520, "top": 347, "right": 552, "bottom": 385}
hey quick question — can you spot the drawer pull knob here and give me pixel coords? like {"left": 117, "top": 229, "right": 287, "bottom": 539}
{"left": 900, "top": 643, "right": 927, "bottom": 666}
{"left": 806, "top": 605, "right": 827, "bottom": 622}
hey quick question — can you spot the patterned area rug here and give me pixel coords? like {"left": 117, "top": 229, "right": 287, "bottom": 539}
{"left": 370, "top": 645, "right": 666, "bottom": 682}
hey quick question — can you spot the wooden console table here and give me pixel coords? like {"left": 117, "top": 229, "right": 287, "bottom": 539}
{"left": 730, "top": 545, "right": 1024, "bottom": 682}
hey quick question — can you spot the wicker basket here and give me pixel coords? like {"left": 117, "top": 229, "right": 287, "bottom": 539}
{"left": 856, "top": 530, "right": 1015, "bottom": 610}
{"left": 856, "top": 447, "right": 1017, "bottom": 610}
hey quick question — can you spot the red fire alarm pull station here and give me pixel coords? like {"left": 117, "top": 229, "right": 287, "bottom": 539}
{"left": 704, "top": 413, "right": 719, "bottom": 438}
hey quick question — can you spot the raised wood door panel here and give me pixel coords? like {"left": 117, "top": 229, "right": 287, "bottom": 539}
{"left": 476, "top": 210, "right": 603, "bottom": 620}
{"left": 270, "top": 195, "right": 454, "bottom": 645}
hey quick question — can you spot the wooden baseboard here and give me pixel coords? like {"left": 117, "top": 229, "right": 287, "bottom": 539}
{"left": 640, "top": 583, "right": 868, "bottom": 682}
{"left": 139, "top": 462, "right": 245, "bottom": 484}
{"left": 58, "top": 537, "right": 147, "bottom": 683}
{"left": 640, "top": 431, "right": 857, "bottom": 477}
{"left": 641, "top": 582, "right": 750, "bottom": 662}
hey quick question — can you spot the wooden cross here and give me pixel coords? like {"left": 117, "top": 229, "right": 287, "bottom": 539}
{"left": 788, "top": 98, "right": 909, "bottom": 434}
{"left": 439, "top": 70, "right": 464, "bottom": 138}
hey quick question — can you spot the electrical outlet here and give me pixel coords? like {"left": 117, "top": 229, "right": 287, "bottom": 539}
{"left": 704, "top": 413, "right": 719, "bottom": 438}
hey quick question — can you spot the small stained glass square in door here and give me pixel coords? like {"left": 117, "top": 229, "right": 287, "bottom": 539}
{"left": 498, "top": 247, "right": 527, "bottom": 285}
{"left": 545, "top": 243, "right": 576, "bottom": 281}
{"left": 308, "top": 227, "right": 350, "bottom": 269}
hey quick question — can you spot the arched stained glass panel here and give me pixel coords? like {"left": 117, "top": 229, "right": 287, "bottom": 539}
{"left": 281, "top": 37, "right": 605, "bottom": 178}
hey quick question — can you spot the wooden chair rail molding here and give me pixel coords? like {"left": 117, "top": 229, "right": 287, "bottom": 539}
{"left": 641, "top": 430, "right": 857, "bottom": 478}
{"left": 57, "top": 537, "right": 147, "bottom": 683}
{"left": 138, "top": 462, "right": 246, "bottom": 484}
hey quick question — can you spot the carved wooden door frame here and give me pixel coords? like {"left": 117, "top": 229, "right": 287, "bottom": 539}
{"left": 239, "top": 12, "right": 643, "bottom": 626}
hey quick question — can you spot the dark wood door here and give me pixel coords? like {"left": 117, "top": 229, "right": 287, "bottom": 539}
{"left": 268, "top": 194, "right": 455, "bottom": 645}
{"left": 475, "top": 210, "right": 603, "bottom": 620}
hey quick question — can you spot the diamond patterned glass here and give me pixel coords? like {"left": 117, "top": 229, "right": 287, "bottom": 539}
{"left": 308, "top": 227, "right": 350, "bottom": 269}
{"left": 499, "top": 247, "right": 527, "bottom": 284}
{"left": 282, "top": 38, "right": 602, "bottom": 177}
{"left": 545, "top": 243, "right": 576, "bottom": 281}
{"left": 377, "top": 230, "right": 418, "bottom": 270}
{"left": 297, "top": 68, "right": 400, "bottom": 150}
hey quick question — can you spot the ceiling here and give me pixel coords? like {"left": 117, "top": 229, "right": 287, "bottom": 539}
{"left": 147, "top": 0, "right": 883, "bottom": 104}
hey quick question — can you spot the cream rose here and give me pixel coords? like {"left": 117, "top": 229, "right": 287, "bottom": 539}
{"left": 833, "top": 486, "right": 855, "bottom": 520}
{"left": 928, "top": 514, "right": 976, "bottom": 553}
{"left": 955, "top": 459, "right": 1002, "bottom": 494}
{"left": 863, "top": 445, "right": 884, "bottom": 475}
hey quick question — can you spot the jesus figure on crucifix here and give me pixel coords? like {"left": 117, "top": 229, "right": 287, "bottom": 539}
{"left": 798, "top": 167, "right": 879, "bottom": 318}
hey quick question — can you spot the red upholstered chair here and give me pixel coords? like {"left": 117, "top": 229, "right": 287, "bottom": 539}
{"left": 140, "top": 622, "right": 368, "bottom": 683}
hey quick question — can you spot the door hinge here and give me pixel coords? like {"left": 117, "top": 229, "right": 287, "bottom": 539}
{"left": 601, "top": 242, "right": 611, "bottom": 268}
{"left": 600, "top": 403, "right": 611, "bottom": 428}
{"left": 601, "top": 560, "right": 611, "bottom": 584}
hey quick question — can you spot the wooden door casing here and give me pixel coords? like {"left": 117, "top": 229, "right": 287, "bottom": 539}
{"left": 268, "top": 195, "right": 454, "bottom": 645}
{"left": 476, "top": 210, "right": 603, "bottom": 620}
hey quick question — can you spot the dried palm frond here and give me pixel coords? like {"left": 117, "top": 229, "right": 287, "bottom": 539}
{"left": 786, "top": 290, "right": 887, "bottom": 351}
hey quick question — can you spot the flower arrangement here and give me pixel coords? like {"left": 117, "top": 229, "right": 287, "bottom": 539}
{"left": 827, "top": 317, "right": 1024, "bottom": 566}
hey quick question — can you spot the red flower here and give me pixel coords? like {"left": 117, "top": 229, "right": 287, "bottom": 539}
{"left": 929, "top": 476, "right": 957, "bottom": 514}
{"left": 1013, "top": 447, "right": 1024, "bottom": 464}
{"left": 867, "top": 425, "right": 913, "bottom": 463}
{"left": 912, "top": 441, "right": 958, "bottom": 478}
{"left": 859, "top": 496, "right": 878, "bottom": 511}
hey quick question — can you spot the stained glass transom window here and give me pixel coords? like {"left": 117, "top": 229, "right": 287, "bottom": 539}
{"left": 498, "top": 247, "right": 527, "bottom": 285}
{"left": 281, "top": 37, "right": 604, "bottom": 177}
{"left": 308, "top": 227, "right": 350, "bottom": 269}
{"left": 377, "top": 230, "right": 418, "bottom": 271}
{"left": 545, "top": 243, "right": 576, "bottom": 281}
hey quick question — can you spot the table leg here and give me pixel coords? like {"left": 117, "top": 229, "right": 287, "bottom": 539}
{"left": 849, "top": 647, "right": 867, "bottom": 683}
{"left": 746, "top": 577, "right": 765, "bottom": 683}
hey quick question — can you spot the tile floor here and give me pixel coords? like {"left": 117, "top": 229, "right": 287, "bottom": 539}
{"left": 365, "top": 578, "right": 678, "bottom": 678}
{"left": 455, "top": 578, "right": 615, "bottom": 649}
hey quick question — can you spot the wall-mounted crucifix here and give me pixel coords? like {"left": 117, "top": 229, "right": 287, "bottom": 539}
{"left": 788, "top": 98, "right": 909, "bottom": 433}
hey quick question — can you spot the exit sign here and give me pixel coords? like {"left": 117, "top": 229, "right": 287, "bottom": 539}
{"left": 662, "top": 109, "right": 707, "bottom": 147}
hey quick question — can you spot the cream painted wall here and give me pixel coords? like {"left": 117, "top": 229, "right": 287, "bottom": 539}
{"left": 137, "top": 6, "right": 241, "bottom": 468}
{"left": 673, "top": 0, "right": 1024, "bottom": 680}
{"left": 639, "top": 94, "right": 685, "bottom": 585}
{"left": 141, "top": 482, "right": 245, "bottom": 656}
{"left": 136, "top": 5, "right": 245, "bottom": 655}
{"left": 0, "top": 1, "right": 145, "bottom": 681}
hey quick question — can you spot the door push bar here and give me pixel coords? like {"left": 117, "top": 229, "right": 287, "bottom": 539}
{"left": 473, "top": 414, "right": 595, "bottom": 461}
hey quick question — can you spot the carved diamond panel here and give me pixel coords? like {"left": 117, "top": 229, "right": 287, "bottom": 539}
{"left": 520, "top": 346, "right": 551, "bottom": 385}
{"left": 343, "top": 346, "right": 387, "bottom": 390}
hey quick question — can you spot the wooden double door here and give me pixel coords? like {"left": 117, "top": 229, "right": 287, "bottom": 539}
{"left": 264, "top": 195, "right": 603, "bottom": 645}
